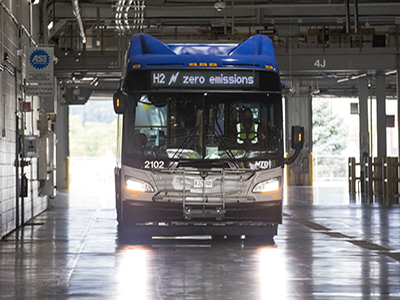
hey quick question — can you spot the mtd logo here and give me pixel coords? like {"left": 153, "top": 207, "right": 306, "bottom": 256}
{"left": 29, "top": 49, "right": 50, "bottom": 70}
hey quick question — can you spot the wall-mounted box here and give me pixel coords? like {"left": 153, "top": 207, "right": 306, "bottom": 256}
{"left": 24, "top": 135, "right": 39, "bottom": 158}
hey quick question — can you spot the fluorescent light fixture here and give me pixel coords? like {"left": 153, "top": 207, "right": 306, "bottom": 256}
{"left": 337, "top": 73, "right": 367, "bottom": 83}
{"left": 385, "top": 70, "right": 397, "bottom": 76}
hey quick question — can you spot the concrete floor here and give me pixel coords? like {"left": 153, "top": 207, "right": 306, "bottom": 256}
{"left": 1, "top": 185, "right": 400, "bottom": 299}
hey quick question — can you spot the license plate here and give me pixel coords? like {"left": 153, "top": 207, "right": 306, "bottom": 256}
{"left": 194, "top": 179, "right": 213, "bottom": 188}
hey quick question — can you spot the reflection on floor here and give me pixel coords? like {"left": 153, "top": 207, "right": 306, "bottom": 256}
{"left": 1, "top": 161, "right": 400, "bottom": 299}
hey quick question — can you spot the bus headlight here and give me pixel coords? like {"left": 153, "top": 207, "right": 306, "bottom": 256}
{"left": 252, "top": 177, "right": 281, "bottom": 193}
{"left": 125, "top": 177, "right": 154, "bottom": 193}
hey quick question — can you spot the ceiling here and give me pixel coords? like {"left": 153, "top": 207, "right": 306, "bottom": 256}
{"left": 42, "top": 0, "right": 400, "bottom": 98}
{"left": 47, "top": 0, "right": 400, "bottom": 38}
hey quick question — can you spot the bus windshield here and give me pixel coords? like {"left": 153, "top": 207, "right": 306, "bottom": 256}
{"left": 122, "top": 92, "right": 283, "bottom": 166}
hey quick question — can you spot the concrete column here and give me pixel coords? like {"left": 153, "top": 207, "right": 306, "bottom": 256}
{"left": 285, "top": 80, "right": 312, "bottom": 186}
{"left": 375, "top": 74, "right": 386, "bottom": 197}
{"left": 359, "top": 77, "right": 369, "bottom": 194}
{"left": 55, "top": 99, "right": 69, "bottom": 190}
{"left": 376, "top": 74, "right": 386, "bottom": 158}
{"left": 396, "top": 55, "right": 400, "bottom": 193}
{"left": 359, "top": 77, "right": 369, "bottom": 158}
{"left": 397, "top": 55, "right": 400, "bottom": 156}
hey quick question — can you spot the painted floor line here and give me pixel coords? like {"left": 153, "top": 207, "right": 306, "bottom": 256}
{"left": 57, "top": 207, "right": 102, "bottom": 287}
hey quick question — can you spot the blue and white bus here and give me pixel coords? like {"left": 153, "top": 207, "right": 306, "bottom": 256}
{"left": 113, "top": 33, "right": 303, "bottom": 240}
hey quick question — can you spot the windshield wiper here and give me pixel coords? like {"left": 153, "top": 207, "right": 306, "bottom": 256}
{"left": 170, "top": 126, "right": 199, "bottom": 160}
{"left": 213, "top": 121, "right": 240, "bottom": 169}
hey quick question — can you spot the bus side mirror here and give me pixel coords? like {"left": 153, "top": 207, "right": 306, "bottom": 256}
{"left": 291, "top": 125, "right": 304, "bottom": 150}
{"left": 284, "top": 125, "right": 304, "bottom": 165}
{"left": 113, "top": 90, "right": 127, "bottom": 114}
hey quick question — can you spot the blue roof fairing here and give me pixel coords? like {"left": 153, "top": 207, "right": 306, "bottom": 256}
{"left": 126, "top": 33, "right": 279, "bottom": 73}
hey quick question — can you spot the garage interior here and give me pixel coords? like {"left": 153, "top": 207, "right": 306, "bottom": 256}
{"left": 1, "top": 0, "right": 400, "bottom": 299}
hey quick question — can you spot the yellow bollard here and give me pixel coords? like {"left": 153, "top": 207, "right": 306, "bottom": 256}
{"left": 348, "top": 157, "right": 356, "bottom": 195}
{"left": 309, "top": 152, "right": 313, "bottom": 186}
{"left": 285, "top": 153, "right": 290, "bottom": 186}
{"left": 65, "top": 156, "right": 69, "bottom": 190}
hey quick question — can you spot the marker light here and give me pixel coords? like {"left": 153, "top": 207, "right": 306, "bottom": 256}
{"left": 265, "top": 65, "right": 274, "bottom": 69}
{"left": 132, "top": 64, "right": 141, "bottom": 68}
{"left": 209, "top": 63, "right": 217, "bottom": 67}
{"left": 189, "top": 62, "right": 198, "bottom": 67}
{"left": 199, "top": 62, "right": 207, "bottom": 67}
{"left": 252, "top": 177, "right": 281, "bottom": 193}
{"left": 126, "top": 178, "right": 154, "bottom": 193}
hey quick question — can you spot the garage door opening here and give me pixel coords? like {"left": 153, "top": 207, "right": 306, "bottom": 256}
{"left": 312, "top": 97, "right": 359, "bottom": 187}
{"left": 68, "top": 100, "right": 117, "bottom": 208}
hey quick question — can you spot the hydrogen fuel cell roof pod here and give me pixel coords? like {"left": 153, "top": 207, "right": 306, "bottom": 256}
{"left": 125, "top": 33, "right": 280, "bottom": 73}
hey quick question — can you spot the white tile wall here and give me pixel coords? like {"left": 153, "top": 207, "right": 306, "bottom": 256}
{"left": 1, "top": 1, "right": 48, "bottom": 240}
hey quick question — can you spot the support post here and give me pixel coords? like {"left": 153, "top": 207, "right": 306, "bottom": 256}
{"left": 55, "top": 98, "right": 69, "bottom": 190}
{"left": 376, "top": 74, "right": 386, "bottom": 197}
{"left": 359, "top": 77, "right": 369, "bottom": 194}
{"left": 386, "top": 157, "right": 393, "bottom": 202}
{"left": 376, "top": 73, "right": 387, "bottom": 158}
{"left": 365, "top": 156, "right": 373, "bottom": 200}
{"left": 349, "top": 157, "right": 356, "bottom": 195}
{"left": 396, "top": 54, "right": 400, "bottom": 194}
{"left": 285, "top": 81, "right": 312, "bottom": 186}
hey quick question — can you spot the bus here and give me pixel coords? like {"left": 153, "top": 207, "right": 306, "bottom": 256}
{"left": 113, "top": 33, "right": 303, "bottom": 240}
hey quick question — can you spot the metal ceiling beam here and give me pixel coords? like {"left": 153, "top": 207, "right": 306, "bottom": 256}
{"left": 54, "top": 46, "right": 398, "bottom": 77}
{"left": 276, "top": 48, "right": 398, "bottom": 75}
{"left": 49, "top": 0, "right": 400, "bottom": 98}
{"left": 51, "top": 2, "right": 400, "bottom": 22}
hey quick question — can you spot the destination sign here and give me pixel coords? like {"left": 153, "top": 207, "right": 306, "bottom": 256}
{"left": 150, "top": 70, "right": 258, "bottom": 89}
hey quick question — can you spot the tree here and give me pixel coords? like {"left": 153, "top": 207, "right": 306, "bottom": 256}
{"left": 69, "top": 114, "right": 86, "bottom": 156}
{"left": 312, "top": 98, "right": 348, "bottom": 155}
{"left": 312, "top": 98, "right": 348, "bottom": 180}
{"left": 69, "top": 104, "right": 118, "bottom": 157}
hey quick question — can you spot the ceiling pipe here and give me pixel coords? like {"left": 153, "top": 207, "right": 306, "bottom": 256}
{"left": 41, "top": 0, "right": 49, "bottom": 43}
{"left": 71, "top": 0, "right": 86, "bottom": 44}
{"left": 231, "top": 0, "right": 234, "bottom": 35}
{"left": 345, "top": 0, "right": 350, "bottom": 34}
{"left": 354, "top": 0, "right": 359, "bottom": 33}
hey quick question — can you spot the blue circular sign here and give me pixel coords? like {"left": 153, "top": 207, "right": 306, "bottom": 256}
{"left": 29, "top": 49, "right": 50, "bottom": 70}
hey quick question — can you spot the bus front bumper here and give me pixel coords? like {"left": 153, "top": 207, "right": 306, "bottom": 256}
{"left": 120, "top": 199, "right": 283, "bottom": 226}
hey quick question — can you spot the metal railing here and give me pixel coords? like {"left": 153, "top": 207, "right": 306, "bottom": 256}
{"left": 348, "top": 157, "right": 399, "bottom": 203}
